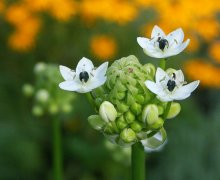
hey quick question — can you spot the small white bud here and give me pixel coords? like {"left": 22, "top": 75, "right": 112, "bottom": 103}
{"left": 142, "top": 104, "right": 159, "bottom": 125}
{"left": 99, "top": 101, "right": 117, "bottom": 123}
{"left": 35, "top": 89, "right": 49, "bottom": 103}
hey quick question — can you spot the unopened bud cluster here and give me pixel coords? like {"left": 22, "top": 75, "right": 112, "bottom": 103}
{"left": 88, "top": 56, "right": 181, "bottom": 147}
{"left": 23, "top": 62, "right": 76, "bottom": 117}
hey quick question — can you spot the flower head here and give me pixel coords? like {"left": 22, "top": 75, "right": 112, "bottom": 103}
{"left": 59, "top": 57, "right": 108, "bottom": 93}
{"left": 137, "top": 25, "right": 190, "bottom": 58}
{"left": 145, "top": 67, "right": 199, "bottom": 102}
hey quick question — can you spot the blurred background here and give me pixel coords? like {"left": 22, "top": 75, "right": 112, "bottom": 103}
{"left": 1, "top": 0, "right": 220, "bottom": 179}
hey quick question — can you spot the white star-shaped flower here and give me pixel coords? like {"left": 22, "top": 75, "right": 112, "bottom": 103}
{"left": 59, "top": 57, "right": 108, "bottom": 93}
{"left": 145, "top": 67, "right": 200, "bottom": 102}
{"left": 137, "top": 25, "right": 190, "bottom": 58}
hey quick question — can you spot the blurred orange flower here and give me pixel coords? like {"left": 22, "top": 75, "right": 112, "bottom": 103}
{"left": 8, "top": 17, "right": 41, "bottom": 51}
{"left": 90, "top": 35, "right": 117, "bottom": 60}
{"left": 80, "top": 0, "right": 137, "bottom": 24}
{"left": 0, "top": 0, "right": 5, "bottom": 13}
{"left": 184, "top": 60, "right": 220, "bottom": 88}
{"left": 5, "top": 4, "right": 32, "bottom": 26}
{"left": 208, "top": 41, "right": 220, "bottom": 63}
{"left": 49, "top": 0, "right": 77, "bottom": 21}
{"left": 24, "top": 0, "right": 51, "bottom": 12}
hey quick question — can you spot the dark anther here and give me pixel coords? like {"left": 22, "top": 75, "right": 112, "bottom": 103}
{"left": 157, "top": 37, "right": 169, "bottom": 51}
{"left": 167, "top": 80, "right": 176, "bottom": 92}
{"left": 79, "top": 71, "right": 89, "bottom": 82}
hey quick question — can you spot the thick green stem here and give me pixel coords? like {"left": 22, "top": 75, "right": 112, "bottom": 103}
{"left": 159, "top": 58, "right": 166, "bottom": 70}
{"left": 163, "top": 101, "right": 172, "bottom": 120}
{"left": 53, "top": 118, "right": 63, "bottom": 180}
{"left": 132, "top": 142, "right": 145, "bottom": 180}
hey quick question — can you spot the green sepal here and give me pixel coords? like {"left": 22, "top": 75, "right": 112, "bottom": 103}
{"left": 88, "top": 115, "right": 106, "bottom": 131}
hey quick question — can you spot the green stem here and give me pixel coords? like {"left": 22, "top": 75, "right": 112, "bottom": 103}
{"left": 53, "top": 118, "right": 63, "bottom": 180}
{"left": 163, "top": 101, "right": 172, "bottom": 120}
{"left": 132, "top": 142, "right": 145, "bottom": 180}
{"left": 159, "top": 58, "right": 166, "bottom": 70}
{"left": 86, "top": 92, "right": 96, "bottom": 109}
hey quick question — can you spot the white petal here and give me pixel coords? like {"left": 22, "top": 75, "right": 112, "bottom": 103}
{"left": 59, "top": 65, "right": 75, "bottom": 81}
{"left": 174, "top": 70, "right": 184, "bottom": 86}
{"left": 151, "top": 25, "right": 166, "bottom": 39}
{"left": 59, "top": 80, "right": 81, "bottom": 92}
{"left": 156, "top": 67, "right": 169, "bottom": 85}
{"left": 137, "top": 37, "right": 151, "bottom": 49}
{"left": 86, "top": 76, "right": 107, "bottom": 90}
{"left": 166, "top": 39, "right": 190, "bottom": 57}
{"left": 94, "top": 61, "right": 108, "bottom": 78}
{"left": 143, "top": 48, "right": 166, "bottom": 58}
{"left": 145, "top": 80, "right": 162, "bottom": 95}
{"left": 172, "top": 80, "right": 200, "bottom": 100}
{"left": 166, "top": 28, "right": 184, "bottom": 48}
{"left": 157, "top": 94, "right": 173, "bottom": 102}
{"left": 76, "top": 57, "right": 94, "bottom": 76}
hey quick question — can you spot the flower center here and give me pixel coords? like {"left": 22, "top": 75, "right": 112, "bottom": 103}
{"left": 167, "top": 79, "right": 176, "bottom": 92}
{"left": 157, "top": 37, "right": 169, "bottom": 51}
{"left": 79, "top": 71, "right": 89, "bottom": 82}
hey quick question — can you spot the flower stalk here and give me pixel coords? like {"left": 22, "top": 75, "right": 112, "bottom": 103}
{"left": 159, "top": 58, "right": 166, "bottom": 70}
{"left": 163, "top": 101, "right": 172, "bottom": 119}
{"left": 132, "top": 142, "right": 145, "bottom": 180}
{"left": 53, "top": 117, "right": 63, "bottom": 180}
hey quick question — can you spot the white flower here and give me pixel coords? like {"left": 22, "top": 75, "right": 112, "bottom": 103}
{"left": 137, "top": 25, "right": 190, "bottom": 58}
{"left": 59, "top": 57, "right": 108, "bottom": 93}
{"left": 145, "top": 67, "right": 200, "bottom": 102}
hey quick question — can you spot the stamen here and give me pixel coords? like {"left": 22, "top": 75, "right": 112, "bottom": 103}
{"left": 79, "top": 71, "right": 89, "bottom": 82}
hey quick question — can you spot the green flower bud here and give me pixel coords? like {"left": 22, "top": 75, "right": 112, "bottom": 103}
{"left": 115, "top": 80, "right": 127, "bottom": 92}
{"left": 99, "top": 101, "right": 117, "bottom": 123}
{"left": 130, "top": 121, "right": 143, "bottom": 132}
{"left": 104, "top": 124, "right": 114, "bottom": 134}
{"left": 49, "top": 103, "right": 59, "bottom": 115}
{"left": 32, "top": 105, "right": 43, "bottom": 116}
{"left": 127, "top": 85, "right": 138, "bottom": 95}
{"left": 116, "top": 116, "right": 127, "bottom": 130}
{"left": 125, "top": 111, "right": 135, "bottom": 124}
{"left": 88, "top": 115, "right": 106, "bottom": 130}
{"left": 127, "top": 92, "right": 136, "bottom": 105}
{"left": 135, "top": 95, "right": 145, "bottom": 104}
{"left": 36, "top": 89, "right": 49, "bottom": 103}
{"left": 116, "top": 92, "right": 126, "bottom": 100}
{"left": 22, "top": 84, "right": 34, "bottom": 97}
{"left": 158, "top": 105, "right": 164, "bottom": 115}
{"left": 142, "top": 104, "right": 159, "bottom": 125}
{"left": 167, "top": 102, "right": 181, "bottom": 119}
{"left": 131, "top": 103, "right": 142, "bottom": 115}
{"left": 120, "top": 128, "right": 136, "bottom": 143}
{"left": 143, "top": 63, "right": 155, "bottom": 78}
{"left": 148, "top": 117, "right": 164, "bottom": 130}
{"left": 144, "top": 91, "right": 152, "bottom": 103}
{"left": 116, "top": 102, "right": 129, "bottom": 113}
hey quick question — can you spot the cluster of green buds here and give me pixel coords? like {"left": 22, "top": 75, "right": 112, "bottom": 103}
{"left": 88, "top": 55, "right": 181, "bottom": 150}
{"left": 23, "top": 62, "right": 75, "bottom": 117}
